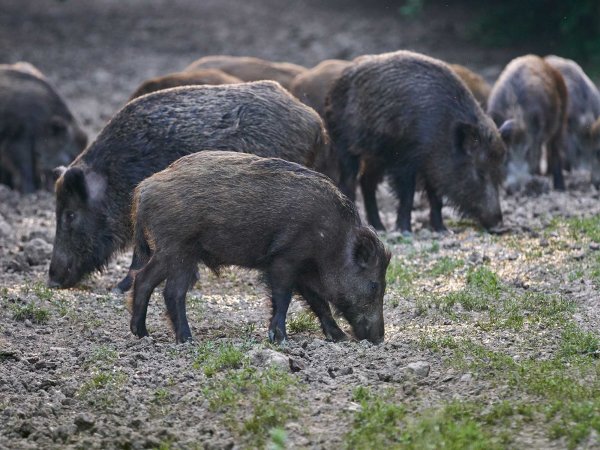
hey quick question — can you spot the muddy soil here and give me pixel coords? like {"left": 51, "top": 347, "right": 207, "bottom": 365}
{"left": 1, "top": 1, "right": 600, "bottom": 449}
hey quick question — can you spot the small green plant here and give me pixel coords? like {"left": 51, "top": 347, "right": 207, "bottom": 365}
{"left": 193, "top": 341, "right": 245, "bottom": 377}
{"left": 287, "top": 310, "right": 320, "bottom": 334}
{"left": 267, "top": 427, "right": 287, "bottom": 450}
{"left": 567, "top": 215, "right": 600, "bottom": 243}
{"left": 466, "top": 266, "right": 501, "bottom": 298}
{"left": 429, "top": 256, "right": 464, "bottom": 277}
{"left": 32, "top": 281, "right": 54, "bottom": 301}
{"left": 78, "top": 370, "right": 127, "bottom": 397}
{"left": 11, "top": 302, "right": 50, "bottom": 324}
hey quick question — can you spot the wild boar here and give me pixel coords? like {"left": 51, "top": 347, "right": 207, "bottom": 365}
{"left": 0, "top": 63, "right": 87, "bottom": 193}
{"left": 545, "top": 55, "right": 600, "bottom": 186}
{"left": 449, "top": 63, "right": 492, "bottom": 109}
{"left": 325, "top": 50, "right": 508, "bottom": 233}
{"left": 487, "top": 54, "right": 568, "bottom": 192}
{"left": 128, "top": 68, "right": 241, "bottom": 100}
{"left": 129, "top": 151, "right": 390, "bottom": 344}
{"left": 185, "top": 55, "right": 307, "bottom": 90}
{"left": 48, "top": 81, "right": 328, "bottom": 291}
{"left": 290, "top": 59, "right": 351, "bottom": 117}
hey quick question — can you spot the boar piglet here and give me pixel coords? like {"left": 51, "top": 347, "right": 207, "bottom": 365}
{"left": 325, "top": 50, "right": 508, "bottom": 233}
{"left": 48, "top": 81, "right": 328, "bottom": 291}
{"left": 129, "top": 151, "right": 391, "bottom": 344}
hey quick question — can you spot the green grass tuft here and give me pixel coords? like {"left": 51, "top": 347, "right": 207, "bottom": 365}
{"left": 287, "top": 311, "right": 320, "bottom": 334}
{"left": 11, "top": 302, "right": 50, "bottom": 324}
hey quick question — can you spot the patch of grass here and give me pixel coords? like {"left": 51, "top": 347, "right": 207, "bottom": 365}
{"left": 78, "top": 370, "right": 128, "bottom": 398}
{"left": 567, "top": 215, "right": 600, "bottom": 242}
{"left": 153, "top": 388, "right": 171, "bottom": 404}
{"left": 31, "top": 281, "right": 54, "bottom": 301}
{"left": 267, "top": 428, "right": 287, "bottom": 450}
{"left": 427, "top": 240, "right": 440, "bottom": 253}
{"left": 466, "top": 266, "right": 501, "bottom": 298}
{"left": 345, "top": 389, "right": 507, "bottom": 449}
{"left": 193, "top": 341, "right": 246, "bottom": 377}
{"left": 204, "top": 364, "right": 298, "bottom": 447}
{"left": 429, "top": 256, "right": 464, "bottom": 277}
{"left": 287, "top": 310, "right": 320, "bottom": 334}
{"left": 11, "top": 302, "right": 50, "bottom": 324}
{"left": 427, "top": 324, "right": 600, "bottom": 449}
{"left": 345, "top": 387, "right": 406, "bottom": 449}
{"left": 86, "top": 345, "right": 119, "bottom": 367}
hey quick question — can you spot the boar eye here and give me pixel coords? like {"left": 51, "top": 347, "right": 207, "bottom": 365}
{"left": 64, "top": 210, "right": 75, "bottom": 224}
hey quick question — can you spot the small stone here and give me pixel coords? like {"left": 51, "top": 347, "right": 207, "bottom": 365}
{"left": 22, "top": 238, "right": 53, "bottom": 266}
{"left": 405, "top": 361, "right": 430, "bottom": 378}
{"left": 0, "top": 214, "right": 11, "bottom": 237}
{"left": 460, "top": 373, "right": 473, "bottom": 383}
{"left": 347, "top": 402, "right": 362, "bottom": 412}
{"left": 573, "top": 251, "right": 586, "bottom": 261}
{"left": 248, "top": 348, "right": 289, "bottom": 370}
{"left": 306, "top": 339, "right": 326, "bottom": 351}
{"left": 74, "top": 413, "right": 95, "bottom": 432}
{"left": 539, "top": 238, "right": 549, "bottom": 247}
{"left": 328, "top": 366, "right": 353, "bottom": 378}
{"left": 24, "top": 319, "right": 32, "bottom": 328}
{"left": 289, "top": 358, "right": 306, "bottom": 372}
{"left": 590, "top": 242, "right": 600, "bottom": 251}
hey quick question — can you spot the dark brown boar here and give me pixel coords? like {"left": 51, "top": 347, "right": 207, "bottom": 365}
{"left": 0, "top": 62, "right": 87, "bottom": 193}
{"left": 487, "top": 55, "right": 568, "bottom": 193}
{"left": 185, "top": 55, "right": 307, "bottom": 90}
{"left": 290, "top": 59, "right": 351, "bottom": 117}
{"left": 128, "top": 69, "right": 241, "bottom": 100}
{"left": 48, "top": 81, "right": 328, "bottom": 291}
{"left": 544, "top": 55, "right": 600, "bottom": 185}
{"left": 449, "top": 64, "right": 492, "bottom": 109}
{"left": 129, "top": 151, "right": 390, "bottom": 344}
{"left": 325, "top": 50, "right": 508, "bottom": 233}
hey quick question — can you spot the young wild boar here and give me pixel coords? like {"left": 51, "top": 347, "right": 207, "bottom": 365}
{"left": 185, "top": 55, "right": 307, "bottom": 90}
{"left": 0, "top": 63, "right": 87, "bottom": 193}
{"left": 449, "top": 64, "right": 492, "bottom": 109}
{"left": 48, "top": 81, "right": 328, "bottom": 291}
{"left": 544, "top": 55, "right": 600, "bottom": 185}
{"left": 129, "top": 151, "right": 390, "bottom": 344}
{"left": 290, "top": 59, "right": 351, "bottom": 117}
{"left": 128, "top": 68, "right": 241, "bottom": 100}
{"left": 325, "top": 50, "right": 508, "bottom": 233}
{"left": 487, "top": 55, "right": 568, "bottom": 192}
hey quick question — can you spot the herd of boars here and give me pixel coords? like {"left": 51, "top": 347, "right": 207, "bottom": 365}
{"left": 2, "top": 50, "right": 599, "bottom": 344}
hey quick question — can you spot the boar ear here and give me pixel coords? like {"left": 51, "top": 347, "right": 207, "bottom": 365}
{"left": 455, "top": 122, "right": 481, "bottom": 157}
{"left": 61, "top": 167, "right": 88, "bottom": 202}
{"left": 498, "top": 119, "right": 516, "bottom": 145}
{"left": 353, "top": 227, "right": 379, "bottom": 270}
{"left": 53, "top": 165, "right": 67, "bottom": 181}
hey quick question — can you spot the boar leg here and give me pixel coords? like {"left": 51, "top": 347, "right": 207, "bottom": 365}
{"left": 163, "top": 267, "right": 196, "bottom": 343}
{"left": 391, "top": 169, "right": 416, "bottom": 233}
{"left": 267, "top": 264, "right": 296, "bottom": 344}
{"left": 548, "top": 134, "right": 566, "bottom": 191}
{"left": 130, "top": 257, "right": 167, "bottom": 338}
{"left": 425, "top": 183, "right": 447, "bottom": 232}
{"left": 117, "top": 249, "right": 147, "bottom": 293}
{"left": 338, "top": 153, "right": 360, "bottom": 201}
{"left": 296, "top": 284, "right": 348, "bottom": 342}
{"left": 360, "top": 160, "right": 386, "bottom": 231}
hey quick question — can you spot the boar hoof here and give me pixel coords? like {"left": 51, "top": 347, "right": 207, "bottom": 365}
{"left": 325, "top": 328, "right": 349, "bottom": 342}
{"left": 268, "top": 328, "right": 287, "bottom": 345}
{"left": 131, "top": 321, "right": 149, "bottom": 338}
{"left": 115, "top": 275, "right": 133, "bottom": 294}
{"left": 176, "top": 333, "right": 193, "bottom": 344}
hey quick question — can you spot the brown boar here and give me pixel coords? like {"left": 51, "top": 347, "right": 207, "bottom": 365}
{"left": 325, "top": 50, "right": 508, "bottom": 233}
{"left": 185, "top": 55, "right": 307, "bottom": 90}
{"left": 545, "top": 55, "right": 600, "bottom": 186}
{"left": 487, "top": 55, "right": 568, "bottom": 192}
{"left": 129, "top": 151, "right": 390, "bottom": 344}
{"left": 128, "top": 68, "right": 241, "bottom": 100}
{"left": 48, "top": 82, "right": 328, "bottom": 291}
{"left": 0, "top": 63, "right": 87, "bottom": 193}
{"left": 449, "top": 63, "right": 492, "bottom": 109}
{"left": 290, "top": 59, "right": 351, "bottom": 117}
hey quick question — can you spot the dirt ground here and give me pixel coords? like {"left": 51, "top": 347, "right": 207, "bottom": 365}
{"left": 2, "top": 1, "right": 600, "bottom": 449}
